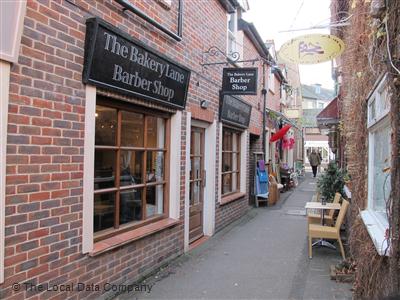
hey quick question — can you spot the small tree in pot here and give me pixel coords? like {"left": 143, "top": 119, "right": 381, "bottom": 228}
{"left": 317, "top": 162, "right": 346, "bottom": 202}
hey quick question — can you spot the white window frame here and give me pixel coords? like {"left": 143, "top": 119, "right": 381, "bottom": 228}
{"left": 361, "top": 73, "right": 391, "bottom": 256}
{"left": 0, "top": 61, "right": 11, "bottom": 284}
{"left": 218, "top": 124, "right": 247, "bottom": 203}
{"left": 227, "top": 11, "right": 238, "bottom": 59}
{"left": 82, "top": 86, "right": 181, "bottom": 253}
{"left": 268, "top": 68, "right": 275, "bottom": 93}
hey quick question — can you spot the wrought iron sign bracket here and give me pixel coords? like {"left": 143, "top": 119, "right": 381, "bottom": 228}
{"left": 200, "top": 46, "right": 262, "bottom": 69}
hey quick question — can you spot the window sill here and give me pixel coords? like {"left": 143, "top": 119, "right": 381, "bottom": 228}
{"left": 360, "top": 210, "right": 390, "bottom": 256}
{"left": 89, "top": 218, "right": 180, "bottom": 256}
{"left": 220, "top": 192, "right": 245, "bottom": 205}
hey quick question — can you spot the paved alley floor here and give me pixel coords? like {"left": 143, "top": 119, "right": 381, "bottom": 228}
{"left": 116, "top": 173, "right": 352, "bottom": 300}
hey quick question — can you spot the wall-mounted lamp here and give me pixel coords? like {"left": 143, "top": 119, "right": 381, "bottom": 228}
{"left": 200, "top": 100, "right": 208, "bottom": 109}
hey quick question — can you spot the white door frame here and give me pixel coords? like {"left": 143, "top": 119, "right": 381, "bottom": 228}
{"left": 184, "top": 116, "right": 216, "bottom": 251}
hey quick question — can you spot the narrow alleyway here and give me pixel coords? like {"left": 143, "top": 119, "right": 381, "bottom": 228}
{"left": 117, "top": 173, "right": 352, "bottom": 300}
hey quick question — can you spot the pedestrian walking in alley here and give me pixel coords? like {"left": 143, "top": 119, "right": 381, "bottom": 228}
{"left": 309, "top": 150, "right": 321, "bottom": 178}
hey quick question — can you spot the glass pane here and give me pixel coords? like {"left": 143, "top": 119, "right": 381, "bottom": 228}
{"left": 222, "top": 152, "right": 232, "bottom": 172}
{"left": 232, "top": 153, "right": 238, "bottom": 172}
{"left": 232, "top": 172, "right": 238, "bottom": 193}
{"left": 372, "top": 124, "right": 391, "bottom": 213}
{"left": 192, "top": 131, "right": 201, "bottom": 156}
{"left": 94, "top": 150, "right": 116, "bottom": 190}
{"left": 146, "top": 184, "right": 163, "bottom": 218}
{"left": 228, "top": 13, "right": 235, "bottom": 32}
{"left": 120, "top": 151, "right": 143, "bottom": 185}
{"left": 232, "top": 133, "right": 238, "bottom": 152}
{"left": 146, "top": 151, "right": 164, "bottom": 183}
{"left": 95, "top": 106, "right": 117, "bottom": 146}
{"left": 222, "top": 173, "right": 232, "bottom": 194}
{"left": 94, "top": 192, "right": 115, "bottom": 232}
{"left": 121, "top": 111, "right": 144, "bottom": 147}
{"left": 193, "top": 157, "right": 201, "bottom": 180}
{"left": 120, "top": 188, "right": 142, "bottom": 224}
{"left": 223, "top": 130, "right": 232, "bottom": 151}
{"left": 147, "top": 116, "right": 165, "bottom": 148}
{"left": 190, "top": 181, "right": 201, "bottom": 205}
{"left": 369, "top": 99, "right": 376, "bottom": 122}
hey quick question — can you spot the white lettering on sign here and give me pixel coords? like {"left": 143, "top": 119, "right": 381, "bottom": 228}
{"left": 103, "top": 32, "right": 185, "bottom": 84}
{"left": 112, "top": 64, "right": 175, "bottom": 101}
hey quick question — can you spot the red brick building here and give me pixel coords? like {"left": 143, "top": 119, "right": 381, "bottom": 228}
{"left": 0, "top": 0, "right": 284, "bottom": 298}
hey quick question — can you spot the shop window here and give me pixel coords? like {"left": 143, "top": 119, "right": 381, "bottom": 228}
{"left": 362, "top": 74, "right": 391, "bottom": 255}
{"left": 94, "top": 104, "right": 167, "bottom": 238}
{"left": 221, "top": 128, "right": 240, "bottom": 196}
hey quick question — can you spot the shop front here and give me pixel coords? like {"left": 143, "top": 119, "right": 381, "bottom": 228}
{"left": 215, "top": 94, "right": 251, "bottom": 231}
{"left": 80, "top": 17, "right": 191, "bottom": 254}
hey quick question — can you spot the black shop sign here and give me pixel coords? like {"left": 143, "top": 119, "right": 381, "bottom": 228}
{"left": 219, "top": 94, "right": 252, "bottom": 128}
{"left": 222, "top": 67, "right": 258, "bottom": 95}
{"left": 83, "top": 18, "right": 191, "bottom": 109}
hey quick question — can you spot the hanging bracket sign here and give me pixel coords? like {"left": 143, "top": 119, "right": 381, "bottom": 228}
{"left": 83, "top": 17, "right": 190, "bottom": 110}
{"left": 219, "top": 94, "right": 252, "bottom": 128}
{"left": 222, "top": 67, "right": 258, "bottom": 95}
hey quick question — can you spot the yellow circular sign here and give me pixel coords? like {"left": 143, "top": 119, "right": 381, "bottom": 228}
{"left": 278, "top": 34, "right": 345, "bottom": 64}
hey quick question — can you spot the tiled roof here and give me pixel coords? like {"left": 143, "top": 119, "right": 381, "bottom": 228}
{"left": 303, "top": 109, "right": 323, "bottom": 127}
{"left": 301, "top": 84, "right": 335, "bottom": 101}
{"left": 317, "top": 97, "right": 339, "bottom": 120}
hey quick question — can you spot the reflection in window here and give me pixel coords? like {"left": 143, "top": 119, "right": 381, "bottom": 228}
{"left": 120, "top": 151, "right": 143, "bottom": 185}
{"left": 146, "top": 151, "right": 164, "bottom": 183}
{"left": 120, "top": 188, "right": 142, "bottom": 224}
{"left": 221, "top": 128, "right": 240, "bottom": 196}
{"left": 146, "top": 185, "right": 163, "bottom": 217}
{"left": 147, "top": 116, "right": 165, "bottom": 148}
{"left": 94, "top": 102, "right": 167, "bottom": 237}
{"left": 121, "top": 111, "right": 144, "bottom": 147}
{"left": 371, "top": 125, "right": 391, "bottom": 213}
{"left": 95, "top": 106, "right": 117, "bottom": 146}
{"left": 94, "top": 192, "right": 115, "bottom": 232}
{"left": 94, "top": 150, "right": 116, "bottom": 190}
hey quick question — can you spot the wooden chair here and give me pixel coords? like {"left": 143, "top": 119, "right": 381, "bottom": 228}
{"left": 307, "top": 192, "right": 341, "bottom": 226}
{"left": 308, "top": 199, "right": 349, "bottom": 259}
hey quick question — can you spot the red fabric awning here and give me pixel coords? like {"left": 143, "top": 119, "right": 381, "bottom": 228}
{"left": 270, "top": 124, "right": 291, "bottom": 142}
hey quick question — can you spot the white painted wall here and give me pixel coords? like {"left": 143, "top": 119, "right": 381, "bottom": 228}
{"left": 0, "top": 3, "right": 27, "bottom": 281}
{"left": 169, "top": 111, "right": 181, "bottom": 220}
{"left": 184, "top": 113, "right": 191, "bottom": 252}
{"left": 0, "top": 61, "right": 11, "bottom": 283}
{"left": 240, "top": 130, "right": 248, "bottom": 193}
{"left": 82, "top": 85, "right": 96, "bottom": 253}
{"left": 203, "top": 121, "right": 216, "bottom": 236}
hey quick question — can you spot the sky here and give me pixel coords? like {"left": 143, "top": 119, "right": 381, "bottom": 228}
{"left": 244, "top": 0, "right": 335, "bottom": 90}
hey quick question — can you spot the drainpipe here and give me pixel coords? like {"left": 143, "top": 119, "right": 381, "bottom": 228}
{"left": 262, "top": 62, "right": 267, "bottom": 160}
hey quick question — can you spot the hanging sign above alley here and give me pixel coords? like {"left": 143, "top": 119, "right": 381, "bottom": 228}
{"left": 83, "top": 17, "right": 190, "bottom": 110}
{"left": 222, "top": 67, "right": 258, "bottom": 95}
{"left": 278, "top": 34, "right": 345, "bottom": 64}
{"left": 220, "top": 94, "right": 252, "bottom": 128}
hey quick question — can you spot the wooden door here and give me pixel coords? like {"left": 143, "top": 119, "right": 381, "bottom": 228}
{"left": 189, "top": 127, "right": 205, "bottom": 243}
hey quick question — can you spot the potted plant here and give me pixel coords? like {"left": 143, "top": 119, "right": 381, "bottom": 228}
{"left": 343, "top": 173, "right": 352, "bottom": 191}
{"left": 317, "top": 162, "right": 346, "bottom": 202}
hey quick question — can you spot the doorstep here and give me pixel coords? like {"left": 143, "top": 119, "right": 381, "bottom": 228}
{"left": 189, "top": 235, "right": 210, "bottom": 251}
